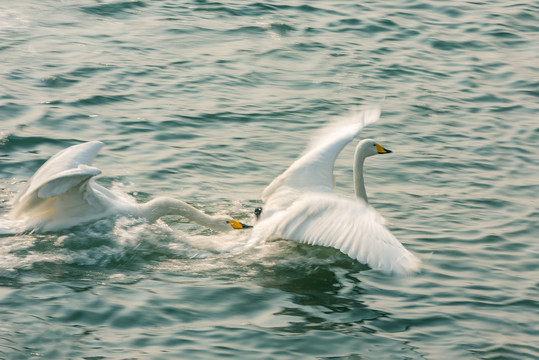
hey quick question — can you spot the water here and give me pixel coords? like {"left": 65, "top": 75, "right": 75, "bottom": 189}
{"left": 1, "top": 0, "right": 538, "bottom": 358}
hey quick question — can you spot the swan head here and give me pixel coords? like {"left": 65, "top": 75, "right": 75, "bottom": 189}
{"left": 201, "top": 213, "right": 253, "bottom": 231}
{"left": 227, "top": 219, "right": 252, "bottom": 229}
{"left": 356, "top": 139, "right": 392, "bottom": 158}
{"left": 183, "top": 215, "right": 252, "bottom": 231}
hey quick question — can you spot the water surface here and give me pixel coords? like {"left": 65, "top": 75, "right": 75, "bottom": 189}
{"left": 1, "top": 1, "right": 538, "bottom": 359}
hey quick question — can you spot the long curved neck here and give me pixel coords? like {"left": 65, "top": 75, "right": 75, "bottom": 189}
{"left": 138, "top": 197, "right": 230, "bottom": 231}
{"left": 353, "top": 145, "right": 368, "bottom": 203}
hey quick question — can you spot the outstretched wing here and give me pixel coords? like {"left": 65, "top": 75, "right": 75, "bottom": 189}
{"left": 262, "top": 107, "right": 381, "bottom": 202}
{"left": 11, "top": 141, "right": 104, "bottom": 218}
{"left": 252, "top": 192, "right": 421, "bottom": 277}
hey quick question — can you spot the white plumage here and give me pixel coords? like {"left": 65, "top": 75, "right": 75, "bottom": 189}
{"left": 7, "top": 141, "right": 247, "bottom": 233}
{"left": 249, "top": 107, "right": 421, "bottom": 276}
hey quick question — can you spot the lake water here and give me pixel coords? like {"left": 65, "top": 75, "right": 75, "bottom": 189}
{"left": 1, "top": 1, "right": 538, "bottom": 359}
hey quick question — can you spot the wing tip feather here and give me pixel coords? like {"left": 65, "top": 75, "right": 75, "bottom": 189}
{"left": 384, "top": 252, "right": 422, "bottom": 277}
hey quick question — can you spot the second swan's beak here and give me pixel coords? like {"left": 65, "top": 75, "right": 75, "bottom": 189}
{"left": 228, "top": 220, "right": 253, "bottom": 229}
{"left": 376, "top": 143, "right": 392, "bottom": 154}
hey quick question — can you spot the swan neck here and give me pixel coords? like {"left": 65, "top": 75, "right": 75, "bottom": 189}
{"left": 353, "top": 147, "right": 368, "bottom": 203}
{"left": 139, "top": 197, "right": 229, "bottom": 231}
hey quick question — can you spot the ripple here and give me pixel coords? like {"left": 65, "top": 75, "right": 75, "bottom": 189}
{"left": 430, "top": 39, "right": 491, "bottom": 51}
{"left": 80, "top": 0, "right": 147, "bottom": 17}
{"left": 69, "top": 94, "right": 133, "bottom": 106}
{"left": 39, "top": 75, "right": 79, "bottom": 89}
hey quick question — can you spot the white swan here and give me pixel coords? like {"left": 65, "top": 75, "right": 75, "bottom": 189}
{"left": 8, "top": 141, "right": 249, "bottom": 233}
{"left": 249, "top": 107, "right": 421, "bottom": 276}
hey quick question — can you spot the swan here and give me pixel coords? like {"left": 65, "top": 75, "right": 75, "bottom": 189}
{"left": 249, "top": 107, "right": 421, "bottom": 276}
{"left": 7, "top": 141, "right": 250, "bottom": 233}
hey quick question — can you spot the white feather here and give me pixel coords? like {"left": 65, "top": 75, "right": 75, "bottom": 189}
{"left": 11, "top": 141, "right": 106, "bottom": 221}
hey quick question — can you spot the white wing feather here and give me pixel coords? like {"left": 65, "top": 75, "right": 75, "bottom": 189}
{"left": 11, "top": 141, "right": 104, "bottom": 218}
{"left": 253, "top": 193, "right": 420, "bottom": 276}
{"left": 37, "top": 165, "right": 101, "bottom": 199}
{"left": 262, "top": 107, "right": 381, "bottom": 202}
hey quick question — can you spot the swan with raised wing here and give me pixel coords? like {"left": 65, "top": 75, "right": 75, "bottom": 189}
{"left": 6, "top": 141, "right": 249, "bottom": 233}
{"left": 249, "top": 107, "right": 420, "bottom": 276}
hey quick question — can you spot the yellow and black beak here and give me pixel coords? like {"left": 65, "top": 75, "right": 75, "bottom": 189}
{"left": 228, "top": 219, "right": 253, "bottom": 229}
{"left": 375, "top": 143, "right": 392, "bottom": 154}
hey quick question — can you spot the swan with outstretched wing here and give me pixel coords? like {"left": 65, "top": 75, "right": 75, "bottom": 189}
{"left": 250, "top": 107, "right": 421, "bottom": 276}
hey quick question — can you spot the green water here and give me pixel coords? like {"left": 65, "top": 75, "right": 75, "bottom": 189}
{"left": 1, "top": 0, "right": 538, "bottom": 359}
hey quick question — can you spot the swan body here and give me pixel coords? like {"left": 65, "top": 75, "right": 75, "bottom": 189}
{"left": 250, "top": 107, "right": 421, "bottom": 276}
{"left": 8, "top": 141, "right": 247, "bottom": 233}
